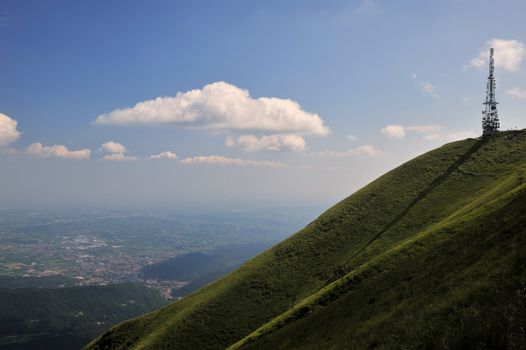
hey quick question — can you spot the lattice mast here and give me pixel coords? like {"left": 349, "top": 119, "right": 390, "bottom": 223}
{"left": 482, "top": 48, "right": 500, "bottom": 135}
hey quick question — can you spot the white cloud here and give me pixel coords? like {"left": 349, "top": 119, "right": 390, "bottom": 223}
{"left": 347, "top": 135, "right": 359, "bottom": 141}
{"left": 0, "top": 113, "right": 21, "bottom": 146}
{"left": 411, "top": 74, "right": 438, "bottom": 99}
{"left": 420, "top": 81, "right": 437, "bottom": 98}
{"left": 101, "top": 141, "right": 126, "bottom": 154}
{"left": 180, "top": 155, "right": 285, "bottom": 167}
{"left": 95, "top": 82, "right": 329, "bottom": 135}
{"left": 351, "top": 144, "right": 384, "bottom": 157}
{"left": 381, "top": 124, "right": 406, "bottom": 139}
{"left": 381, "top": 124, "right": 477, "bottom": 142}
{"left": 406, "top": 125, "right": 477, "bottom": 141}
{"left": 150, "top": 151, "right": 178, "bottom": 159}
{"left": 506, "top": 87, "right": 526, "bottom": 99}
{"left": 227, "top": 134, "right": 306, "bottom": 152}
{"left": 102, "top": 153, "right": 137, "bottom": 161}
{"left": 405, "top": 125, "right": 443, "bottom": 134}
{"left": 311, "top": 144, "right": 384, "bottom": 157}
{"left": 421, "top": 130, "right": 478, "bottom": 142}
{"left": 466, "top": 39, "right": 526, "bottom": 71}
{"left": 99, "top": 141, "right": 135, "bottom": 161}
{"left": 26, "top": 143, "right": 91, "bottom": 159}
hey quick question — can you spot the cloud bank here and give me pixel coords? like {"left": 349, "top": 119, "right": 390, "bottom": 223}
{"left": 226, "top": 134, "right": 306, "bottom": 152}
{"left": 102, "top": 153, "right": 137, "bottom": 161}
{"left": 150, "top": 151, "right": 178, "bottom": 159}
{"left": 381, "top": 124, "right": 477, "bottom": 142}
{"left": 95, "top": 82, "right": 329, "bottom": 135}
{"left": 311, "top": 144, "right": 384, "bottom": 157}
{"left": 467, "top": 39, "right": 526, "bottom": 71}
{"left": 180, "top": 155, "right": 285, "bottom": 167}
{"left": 26, "top": 143, "right": 91, "bottom": 159}
{"left": 0, "top": 113, "right": 21, "bottom": 146}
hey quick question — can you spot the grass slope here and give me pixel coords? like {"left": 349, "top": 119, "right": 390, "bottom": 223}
{"left": 87, "top": 130, "right": 526, "bottom": 350}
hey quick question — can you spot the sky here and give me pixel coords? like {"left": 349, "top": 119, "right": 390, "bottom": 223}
{"left": 1, "top": 0, "right": 526, "bottom": 210}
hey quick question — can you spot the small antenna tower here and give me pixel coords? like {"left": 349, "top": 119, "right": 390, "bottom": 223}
{"left": 481, "top": 48, "right": 500, "bottom": 135}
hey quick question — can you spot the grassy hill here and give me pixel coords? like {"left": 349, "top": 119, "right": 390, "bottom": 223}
{"left": 0, "top": 283, "right": 167, "bottom": 350}
{"left": 86, "top": 130, "right": 526, "bottom": 350}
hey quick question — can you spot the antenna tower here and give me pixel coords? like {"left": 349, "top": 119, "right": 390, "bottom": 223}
{"left": 482, "top": 48, "right": 500, "bottom": 135}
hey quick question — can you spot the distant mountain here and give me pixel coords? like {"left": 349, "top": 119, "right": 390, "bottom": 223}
{"left": 0, "top": 283, "right": 166, "bottom": 350}
{"left": 87, "top": 130, "right": 526, "bottom": 350}
{"left": 141, "top": 244, "right": 269, "bottom": 296}
{"left": 141, "top": 252, "right": 217, "bottom": 281}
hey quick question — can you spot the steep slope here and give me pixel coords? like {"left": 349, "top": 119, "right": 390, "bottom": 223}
{"left": 87, "top": 130, "right": 526, "bottom": 350}
{"left": 0, "top": 283, "right": 166, "bottom": 350}
{"left": 231, "top": 162, "right": 526, "bottom": 349}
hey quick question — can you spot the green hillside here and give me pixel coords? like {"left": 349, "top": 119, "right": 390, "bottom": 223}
{"left": 0, "top": 283, "right": 167, "bottom": 349}
{"left": 87, "top": 130, "right": 526, "bottom": 350}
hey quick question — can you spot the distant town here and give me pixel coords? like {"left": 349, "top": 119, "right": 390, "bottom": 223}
{"left": 0, "top": 208, "right": 315, "bottom": 298}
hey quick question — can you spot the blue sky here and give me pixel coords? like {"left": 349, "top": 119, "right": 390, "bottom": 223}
{"left": 1, "top": 0, "right": 525, "bottom": 209}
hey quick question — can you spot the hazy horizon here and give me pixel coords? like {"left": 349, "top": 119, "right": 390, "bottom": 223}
{"left": 1, "top": 0, "right": 526, "bottom": 209}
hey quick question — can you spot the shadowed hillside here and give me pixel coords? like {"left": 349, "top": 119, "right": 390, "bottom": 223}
{"left": 0, "top": 283, "right": 166, "bottom": 350}
{"left": 87, "top": 130, "right": 526, "bottom": 350}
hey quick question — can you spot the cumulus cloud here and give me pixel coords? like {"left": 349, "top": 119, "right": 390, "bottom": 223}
{"left": 26, "top": 143, "right": 91, "bottom": 159}
{"left": 0, "top": 113, "right": 21, "bottom": 146}
{"left": 311, "top": 144, "right": 384, "bottom": 157}
{"left": 101, "top": 141, "right": 126, "bottom": 154}
{"left": 506, "top": 87, "right": 526, "bottom": 99}
{"left": 150, "top": 151, "right": 178, "bottom": 159}
{"left": 99, "top": 141, "right": 135, "bottom": 160}
{"left": 381, "top": 124, "right": 406, "bottom": 139}
{"left": 381, "top": 124, "right": 477, "bottom": 142}
{"left": 226, "top": 134, "right": 306, "bottom": 152}
{"left": 94, "top": 82, "right": 329, "bottom": 135}
{"left": 180, "top": 155, "right": 285, "bottom": 167}
{"left": 466, "top": 39, "right": 526, "bottom": 71}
